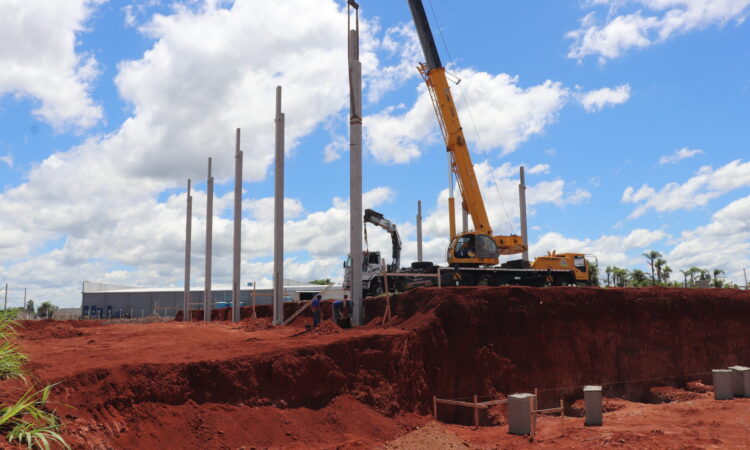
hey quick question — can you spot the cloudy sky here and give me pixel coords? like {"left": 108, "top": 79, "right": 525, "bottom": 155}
{"left": 1, "top": 0, "right": 749, "bottom": 307}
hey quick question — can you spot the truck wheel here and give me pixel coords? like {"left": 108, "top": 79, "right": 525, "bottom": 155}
{"left": 477, "top": 275, "right": 491, "bottom": 286}
{"left": 369, "top": 278, "right": 384, "bottom": 297}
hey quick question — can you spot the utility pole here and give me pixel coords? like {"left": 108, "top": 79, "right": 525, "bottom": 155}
{"left": 519, "top": 166, "right": 529, "bottom": 263}
{"left": 348, "top": 0, "right": 363, "bottom": 326}
{"left": 23, "top": 288, "right": 26, "bottom": 318}
{"left": 232, "top": 128, "right": 243, "bottom": 323}
{"left": 183, "top": 179, "right": 192, "bottom": 322}
{"left": 416, "top": 200, "right": 423, "bottom": 262}
{"left": 273, "top": 85, "right": 285, "bottom": 326}
{"left": 204, "top": 157, "right": 214, "bottom": 322}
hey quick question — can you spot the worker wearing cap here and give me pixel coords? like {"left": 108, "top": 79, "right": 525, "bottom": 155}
{"left": 311, "top": 294, "right": 322, "bottom": 328}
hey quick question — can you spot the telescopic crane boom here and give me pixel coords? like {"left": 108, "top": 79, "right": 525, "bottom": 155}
{"left": 407, "top": 0, "right": 525, "bottom": 266}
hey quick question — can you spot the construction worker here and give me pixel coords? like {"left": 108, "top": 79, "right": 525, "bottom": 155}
{"left": 311, "top": 294, "right": 322, "bottom": 328}
{"left": 333, "top": 295, "right": 352, "bottom": 329}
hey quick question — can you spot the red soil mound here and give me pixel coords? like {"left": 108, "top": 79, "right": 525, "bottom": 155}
{"left": 9, "top": 286, "right": 750, "bottom": 448}
{"left": 16, "top": 319, "right": 102, "bottom": 340}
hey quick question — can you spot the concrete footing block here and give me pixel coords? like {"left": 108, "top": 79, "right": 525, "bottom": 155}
{"left": 584, "top": 385, "right": 602, "bottom": 426}
{"left": 507, "top": 393, "right": 533, "bottom": 435}
{"left": 713, "top": 369, "right": 734, "bottom": 400}
{"left": 728, "top": 366, "right": 750, "bottom": 397}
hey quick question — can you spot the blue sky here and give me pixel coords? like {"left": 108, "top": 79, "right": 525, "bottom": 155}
{"left": 1, "top": 0, "right": 750, "bottom": 306}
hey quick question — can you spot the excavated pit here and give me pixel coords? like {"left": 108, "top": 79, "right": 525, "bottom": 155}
{"left": 9, "top": 286, "right": 750, "bottom": 448}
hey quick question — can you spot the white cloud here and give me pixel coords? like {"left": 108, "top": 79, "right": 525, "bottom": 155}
{"left": 568, "top": 1, "right": 750, "bottom": 62}
{"left": 0, "top": 154, "right": 12, "bottom": 168}
{"left": 579, "top": 84, "right": 632, "bottom": 112}
{"left": 658, "top": 147, "right": 703, "bottom": 164}
{"left": 528, "top": 164, "right": 550, "bottom": 175}
{"left": 366, "top": 70, "right": 569, "bottom": 164}
{"left": 667, "top": 194, "right": 750, "bottom": 284}
{"left": 0, "top": 0, "right": 104, "bottom": 130}
{"left": 622, "top": 159, "right": 750, "bottom": 218}
{"left": 323, "top": 134, "right": 349, "bottom": 163}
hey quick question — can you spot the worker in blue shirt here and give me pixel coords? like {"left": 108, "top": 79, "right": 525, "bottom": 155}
{"left": 311, "top": 294, "right": 322, "bottom": 328}
{"left": 333, "top": 295, "right": 353, "bottom": 328}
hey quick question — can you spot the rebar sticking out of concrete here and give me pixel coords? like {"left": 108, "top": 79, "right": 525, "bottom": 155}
{"left": 273, "top": 86, "right": 285, "bottom": 326}
{"left": 348, "top": 0, "right": 363, "bottom": 326}
{"left": 204, "top": 157, "right": 214, "bottom": 322}
{"left": 519, "top": 166, "right": 529, "bottom": 263}
{"left": 184, "top": 179, "right": 192, "bottom": 322}
{"left": 232, "top": 129, "right": 243, "bottom": 323}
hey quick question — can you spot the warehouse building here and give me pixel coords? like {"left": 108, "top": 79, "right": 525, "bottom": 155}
{"left": 81, "top": 280, "right": 345, "bottom": 319}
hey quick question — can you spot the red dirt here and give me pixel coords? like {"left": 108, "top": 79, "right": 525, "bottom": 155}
{"left": 3, "top": 286, "right": 750, "bottom": 449}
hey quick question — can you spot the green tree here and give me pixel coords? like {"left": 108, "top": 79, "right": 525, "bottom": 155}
{"left": 605, "top": 266, "right": 613, "bottom": 287}
{"left": 36, "top": 301, "right": 58, "bottom": 319}
{"left": 688, "top": 267, "right": 701, "bottom": 286}
{"left": 662, "top": 265, "right": 672, "bottom": 283}
{"left": 588, "top": 261, "right": 601, "bottom": 286}
{"left": 25, "top": 299, "right": 35, "bottom": 315}
{"left": 654, "top": 258, "right": 666, "bottom": 283}
{"left": 612, "top": 267, "right": 630, "bottom": 287}
{"left": 630, "top": 269, "right": 649, "bottom": 287}
{"left": 712, "top": 269, "right": 725, "bottom": 288}
{"left": 308, "top": 278, "right": 332, "bottom": 286}
{"left": 680, "top": 269, "right": 690, "bottom": 287}
{"left": 642, "top": 250, "right": 662, "bottom": 286}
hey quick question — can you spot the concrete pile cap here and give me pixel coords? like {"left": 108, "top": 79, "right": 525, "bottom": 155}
{"left": 713, "top": 369, "right": 732, "bottom": 373}
{"left": 728, "top": 366, "right": 750, "bottom": 371}
{"left": 584, "top": 385, "right": 602, "bottom": 392}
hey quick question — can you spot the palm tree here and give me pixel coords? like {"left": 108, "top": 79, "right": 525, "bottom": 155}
{"left": 712, "top": 269, "right": 725, "bottom": 288}
{"left": 643, "top": 250, "right": 662, "bottom": 285}
{"left": 688, "top": 266, "right": 701, "bottom": 286}
{"left": 680, "top": 269, "right": 690, "bottom": 287}
{"left": 605, "top": 266, "right": 613, "bottom": 287}
{"left": 631, "top": 269, "right": 648, "bottom": 287}
{"left": 654, "top": 258, "right": 666, "bottom": 283}
{"left": 662, "top": 265, "right": 672, "bottom": 283}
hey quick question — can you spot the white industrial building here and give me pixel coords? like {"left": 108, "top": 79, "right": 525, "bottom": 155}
{"left": 81, "top": 280, "right": 345, "bottom": 319}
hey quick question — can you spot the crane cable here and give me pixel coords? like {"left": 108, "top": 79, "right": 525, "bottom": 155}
{"left": 425, "top": 0, "right": 516, "bottom": 236}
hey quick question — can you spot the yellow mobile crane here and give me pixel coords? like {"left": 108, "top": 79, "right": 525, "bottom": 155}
{"left": 391, "top": 0, "right": 595, "bottom": 287}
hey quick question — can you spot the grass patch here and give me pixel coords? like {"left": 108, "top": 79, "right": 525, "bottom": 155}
{"left": 1, "top": 385, "right": 70, "bottom": 450}
{"left": 0, "top": 316, "right": 70, "bottom": 449}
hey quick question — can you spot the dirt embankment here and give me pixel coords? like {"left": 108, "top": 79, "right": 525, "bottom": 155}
{"left": 10, "top": 286, "right": 750, "bottom": 448}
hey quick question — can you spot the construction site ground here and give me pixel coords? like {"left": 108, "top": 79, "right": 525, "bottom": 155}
{"left": 3, "top": 286, "right": 750, "bottom": 449}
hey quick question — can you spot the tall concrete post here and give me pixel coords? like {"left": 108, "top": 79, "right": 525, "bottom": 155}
{"left": 204, "top": 158, "right": 214, "bottom": 322}
{"left": 448, "top": 158, "right": 456, "bottom": 240}
{"left": 232, "top": 129, "right": 243, "bottom": 323}
{"left": 273, "top": 86, "right": 285, "bottom": 325}
{"left": 348, "top": 1, "right": 363, "bottom": 326}
{"left": 183, "top": 179, "right": 192, "bottom": 322}
{"left": 23, "top": 288, "right": 26, "bottom": 316}
{"left": 519, "top": 166, "right": 529, "bottom": 263}
{"left": 416, "top": 200, "right": 423, "bottom": 262}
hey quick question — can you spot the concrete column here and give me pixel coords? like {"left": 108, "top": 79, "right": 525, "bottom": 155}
{"left": 204, "top": 158, "right": 214, "bottom": 322}
{"left": 713, "top": 369, "right": 733, "bottom": 399}
{"left": 273, "top": 86, "right": 285, "bottom": 326}
{"left": 519, "top": 166, "right": 529, "bottom": 263}
{"left": 232, "top": 128, "right": 243, "bottom": 323}
{"left": 183, "top": 179, "right": 192, "bottom": 322}
{"left": 729, "top": 366, "right": 749, "bottom": 397}
{"left": 416, "top": 200, "right": 423, "bottom": 262}
{"left": 583, "top": 385, "right": 602, "bottom": 426}
{"left": 348, "top": 2, "right": 363, "bottom": 326}
{"left": 448, "top": 158, "right": 456, "bottom": 240}
{"left": 507, "top": 393, "right": 533, "bottom": 435}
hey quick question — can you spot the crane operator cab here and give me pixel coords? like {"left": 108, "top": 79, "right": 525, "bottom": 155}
{"left": 448, "top": 232, "right": 500, "bottom": 266}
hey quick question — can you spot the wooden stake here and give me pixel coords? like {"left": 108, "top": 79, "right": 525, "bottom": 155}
{"left": 560, "top": 398, "right": 565, "bottom": 436}
{"left": 529, "top": 395, "right": 535, "bottom": 441}
{"left": 473, "top": 394, "right": 479, "bottom": 429}
{"left": 433, "top": 395, "right": 438, "bottom": 420}
{"left": 381, "top": 273, "right": 391, "bottom": 324}
{"left": 534, "top": 388, "right": 538, "bottom": 436}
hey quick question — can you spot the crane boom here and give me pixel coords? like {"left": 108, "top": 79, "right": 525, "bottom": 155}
{"left": 364, "top": 208, "right": 402, "bottom": 271}
{"left": 406, "top": 0, "right": 524, "bottom": 263}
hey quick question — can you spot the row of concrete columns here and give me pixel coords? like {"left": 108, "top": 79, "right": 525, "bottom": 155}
{"left": 183, "top": 89, "right": 285, "bottom": 324}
